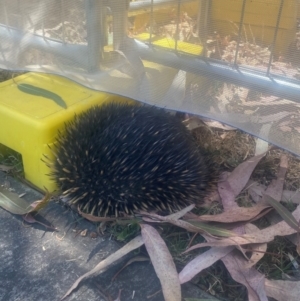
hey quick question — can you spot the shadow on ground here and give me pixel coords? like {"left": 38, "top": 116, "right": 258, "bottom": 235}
{"left": 0, "top": 171, "right": 219, "bottom": 301}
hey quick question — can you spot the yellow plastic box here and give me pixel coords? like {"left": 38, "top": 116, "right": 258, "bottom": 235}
{"left": 0, "top": 72, "right": 132, "bottom": 192}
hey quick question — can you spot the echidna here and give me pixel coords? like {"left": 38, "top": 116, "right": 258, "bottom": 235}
{"left": 47, "top": 102, "right": 216, "bottom": 217}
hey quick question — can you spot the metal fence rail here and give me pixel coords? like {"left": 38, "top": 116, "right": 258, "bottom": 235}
{"left": 0, "top": 0, "right": 299, "bottom": 100}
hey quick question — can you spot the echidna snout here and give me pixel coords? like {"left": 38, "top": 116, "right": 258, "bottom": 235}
{"left": 48, "top": 103, "right": 215, "bottom": 217}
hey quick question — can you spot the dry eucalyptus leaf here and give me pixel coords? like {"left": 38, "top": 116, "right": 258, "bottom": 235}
{"left": 218, "top": 177, "right": 236, "bottom": 210}
{"left": 184, "top": 117, "right": 203, "bottom": 130}
{"left": 255, "top": 123, "right": 272, "bottom": 156}
{"left": 140, "top": 211, "right": 236, "bottom": 237}
{"left": 0, "top": 164, "right": 14, "bottom": 172}
{"left": 112, "top": 256, "right": 149, "bottom": 282}
{"left": 282, "top": 190, "right": 300, "bottom": 204}
{"left": 22, "top": 213, "right": 57, "bottom": 231}
{"left": 280, "top": 125, "right": 292, "bottom": 132}
{"left": 202, "top": 120, "right": 236, "bottom": 131}
{"left": 195, "top": 205, "right": 272, "bottom": 223}
{"left": 141, "top": 224, "right": 181, "bottom": 301}
{"left": 80, "top": 229, "right": 88, "bottom": 237}
{"left": 257, "top": 112, "right": 291, "bottom": 124}
{"left": 113, "top": 289, "right": 122, "bottom": 301}
{"left": 224, "top": 152, "right": 267, "bottom": 198}
{"left": 263, "top": 154, "right": 288, "bottom": 202}
{"left": 265, "top": 279, "right": 300, "bottom": 301}
{"left": 255, "top": 138, "right": 269, "bottom": 156}
{"left": 222, "top": 250, "right": 268, "bottom": 301}
{"left": 247, "top": 181, "right": 264, "bottom": 202}
{"left": 247, "top": 181, "right": 300, "bottom": 204}
{"left": 29, "top": 189, "right": 52, "bottom": 212}
{"left": 244, "top": 224, "right": 267, "bottom": 268}
{"left": 183, "top": 235, "right": 248, "bottom": 252}
{"left": 77, "top": 207, "right": 117, "bottom": 222}
{"left": 23, "top": 213, "right": 38, "bottom": 224}
{"left": 179, "top": 246, "right": 234, "bottom": 284}
{"left": 140, "top": 205, "right": 195, "bottom": 222}
{"left": 61, "top": 235, "right": 144, "bottom": 300}
{"left": 167, "top": 204, "right": 195, "bottom": 220}
{"left": 184, "top": 204, "right": 300, "bottom": 253}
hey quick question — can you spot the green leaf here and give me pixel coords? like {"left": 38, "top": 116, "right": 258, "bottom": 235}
{"left": 0, "top": 187, "right": 51, "bottom": 215}
{"left": 17, "top": 83, "right": 67, "bottom": 109}
{"left": 264, "top": 194, "right": 300, "bottom": 231}
{"left": 0, "top": 187, "right": 32, "bottom": 214}
{"left": 187, "top": 221, "right": 237, "bottom": 237}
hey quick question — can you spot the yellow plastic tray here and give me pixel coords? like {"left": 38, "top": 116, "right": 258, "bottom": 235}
{"left": 152, "top": 38, "right": 203, "bottom": 56}
{"left": 134, "top": 33, "right": 203, "bottom": 56}
{"left": 0, "top": 72, "right": 133, "bottom": 191}
{"left": 134, "top": 0, "right": 298, "bottom": 56}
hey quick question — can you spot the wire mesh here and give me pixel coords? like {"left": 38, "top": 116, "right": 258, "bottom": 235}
{"left": 0, "top": 0, "right": 300, "bottom": 155}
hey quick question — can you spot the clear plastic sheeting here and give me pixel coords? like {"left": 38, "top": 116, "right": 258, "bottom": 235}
{"left": 1, "top": 0, "right": 300, "bottom": 155}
